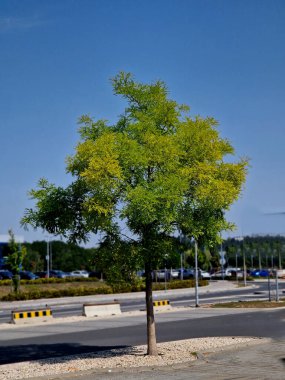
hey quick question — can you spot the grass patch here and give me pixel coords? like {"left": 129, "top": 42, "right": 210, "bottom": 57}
{"left": 212, "top": 299, "right": 285, "bottom": 308}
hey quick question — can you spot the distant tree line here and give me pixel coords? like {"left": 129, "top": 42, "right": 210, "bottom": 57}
{"left": 16, "top": 234, "right": 283, "bottom": 275}
{"left": 222, "top": 235, "right": 285, "bottom": 269}
{"left": 21, "top": 240, "right": 96, "bottom": 273}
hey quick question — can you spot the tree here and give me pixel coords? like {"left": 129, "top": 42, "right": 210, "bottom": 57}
{"left": 6, "top": 230, "right": 26, "bottom": 293}
{"left": 22, "top": 72, "right": 247, "bottom": 355}
{"left": 93, "top": 236, "right": 142, "bottom": 290}
{"left": 22, "top": 248, "right": 43, "bottom": 272}
{"left": 24, "top": 240, "right": 95, "bottom": 272}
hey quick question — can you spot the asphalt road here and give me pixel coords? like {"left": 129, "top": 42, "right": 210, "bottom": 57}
{"left": 1, "top": 281, "right": 284, "bottom": 380}
{"left": 0, "top": 280, "right": 284, "bottom": 323}
{"left": 0, "top": 305, "right": 284, "bottom": 365}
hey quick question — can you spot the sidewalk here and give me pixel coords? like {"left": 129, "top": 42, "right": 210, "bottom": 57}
{"left": 28, "top": 339, "right": 285, "bottom": 380}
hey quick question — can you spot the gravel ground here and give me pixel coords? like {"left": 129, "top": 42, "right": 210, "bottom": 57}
{"left": 0, "top": 337, "right": 264, "bottom": 380}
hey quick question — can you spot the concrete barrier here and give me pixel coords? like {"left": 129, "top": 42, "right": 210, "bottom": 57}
{"left": 83, "top": 302, "right": 121, "bottom": 317}
{"left": 153, "top": 300, "right": 170, "bottom": 307}
{"left": 11, "top": 308, "right": 53, "bottom": 324}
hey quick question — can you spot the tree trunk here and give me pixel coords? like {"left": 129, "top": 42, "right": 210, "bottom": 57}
{"left": 12, "top": 274, "right": 20, "bottom": 294}
{"left": 145, "top": 262, "right": 158, "bottom": 355}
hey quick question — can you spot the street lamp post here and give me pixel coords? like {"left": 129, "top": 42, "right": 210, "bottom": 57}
{"left": 275, "top": 270, "right": 279, "bottom": 302}
{"left": 243, "top": 244, "right": 247, "bottom": 286}
{"left": 235, "top": 237, "right": 246, "bottom": 286}
{"left": 45, "top": 236, "right": 51, "bottom": 278}
{"left": 194, "top": 239, "right": 199, "bottom": 307}
{"left": 50, "top": 241, "right": 52, "bottom": 272}
{"left": 46, "top": 238, "right": 50, "bottom": 278}
{"left": 235, "top": 250, "right": 239, "bottom": 284}
{"left": 258, "top": 248, "right": 262, "bottom": 271}
{"left": 180, "top": 252, "right": 184, "bottom": 280}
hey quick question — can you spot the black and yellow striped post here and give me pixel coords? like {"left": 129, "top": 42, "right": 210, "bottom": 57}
{"left": 153, "top": 300, "right": 170, "bottom": 307}
{"left": 11, "top": 308, "right": 53, "bottom": 324}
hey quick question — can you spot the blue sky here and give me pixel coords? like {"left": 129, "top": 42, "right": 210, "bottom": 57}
{"left": 1, "top": 0, "right": 285, "bottom": 244}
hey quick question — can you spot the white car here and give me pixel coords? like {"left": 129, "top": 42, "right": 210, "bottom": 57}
{"left": 69, "top": 270, "right": 89, "bottom": 278}
{"left": 199, "top": 270, "right": 211, "bottom": 279}
{"left": 170, "top": 269, "right": 180, "bottom": 279}
{"left": 155, "top": 269, "right": 179, "bottom": 281}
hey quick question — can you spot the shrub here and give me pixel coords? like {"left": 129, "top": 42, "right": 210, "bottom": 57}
{"left": 0, "top": 279, "right": 12, "bottom": 286}
{"left": 152, "top": 279, "right": 208, "bottom": 291}
{"left": 0, "top": 278, "right": 207, "bottom": 301}
{"left": 21, "top": 277, "right": 99, "bottom": 285}
{"left": 1, "top": 285, "right": 112, "bottom": 301}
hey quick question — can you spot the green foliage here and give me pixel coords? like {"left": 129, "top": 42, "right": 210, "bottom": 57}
{"left": 6, "top": 230, "right": 26, "bottom": 274}
{"left": 5, "top": 230, "right": 26, "bottom": 294}
{"left": 22, "top": 72, "right": 247, "bottom": 265}
{"left": 21, "top": 73, "right": 247, "bottom": 354}
{"left": 222, "top": 235, "right": 285, "bottom": 269}
{"left": 1, "top": 285, "right": 112, "bottom": 301}
{"left": 22, "top": 248, "right": 43, "bottom": 272}
{"left": 15, "top": 277, "right": 99, "bottom": 285}
{"left": 24, "top": 240, "right": 95, "bottom": 272}
{"left": 152, "top": 279, "right": 208, "bottom": 290}
{"left": 0, "top": 278, "right": 207, "bottom": 301}
{"left": 94, "top": 236, "right": 142, "bottom": 287}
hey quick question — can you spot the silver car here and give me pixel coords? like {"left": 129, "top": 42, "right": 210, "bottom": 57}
{"left": 69, "top": 270, "right": 89, "bottom": 278}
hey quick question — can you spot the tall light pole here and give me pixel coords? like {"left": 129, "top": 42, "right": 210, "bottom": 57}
{"left": 243, "top": 242, "right": 247, "bottom": 286}
{"left": 278, "top": 244, "right": 283, "bottom": 270}
{"left": 235, "top": 236, "right": 246, "bottom": 286}
{"left": 235, "top": 249, "right": 239, "bottom": 284}
{"left": 258, "top": 247, "right": 262, "bottom": 271}
{"left": 179, "top": 233, "right": 184, "bottom": 280}
{"left": 45, "top": 236, "right": 50, "bottom": 278}
{"left": 180, "top": 252, "right": 184, "bottom": 280}
{"left": 50, "top": 241, "right": 52, "bottom": 272}
{"left": 194, "top": 239, "right": 199, "bottom": 307}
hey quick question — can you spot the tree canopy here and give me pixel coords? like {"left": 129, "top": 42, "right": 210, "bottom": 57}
{"left": 22, "top": 72, "right": 248, "bottom": 354}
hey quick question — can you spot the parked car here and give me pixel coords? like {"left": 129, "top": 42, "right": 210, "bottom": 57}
{"left": 69, "top": 270, "right": 89, "bottom": 278}
{"left": 227, "top": 269, "right": 243, "bottom": 278}
{"left": 200, "top": 270, "right": 211, "bottom": 279}
{"left": 211, "top": 270, "right": 228, "bottom": 279}
{"left": 89, "top": 271, "right": 103, "bottom": 279}
{"left": 211, "top": 267, "right": 242, "bottom": 279}
{"left": 170, "top": 269, "right": 180, "bottom": 279}
{"left": 178, "top": 268, "right": 210, "bottom": 280}
{"left": 35, "top": 271, "right": 48, "bottom": 278}
{"left": 0, "top": 270, "right": 13, "bottom": 279}
{"left": 178, "top": 269, "right": 194, "bottom": 279}
{"left": 19, "top": 271, "right": 39, "bottom": 280}
{"left": 49, "top": 270, "right": 68, "bottom": 278}
{"left": 250, "top": 269, "right": 271, "bottom": 277}
{"left": 154, "top": 269, "right": 179, "bottom": 281}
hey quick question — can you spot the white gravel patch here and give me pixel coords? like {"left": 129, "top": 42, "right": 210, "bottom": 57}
{"left": 0, "top": 337, "right": 263, "bottom": 380}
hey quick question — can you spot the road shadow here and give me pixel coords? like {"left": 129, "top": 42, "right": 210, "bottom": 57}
{"left": 0, "top": 343, "right": 130, "bottom": 365}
